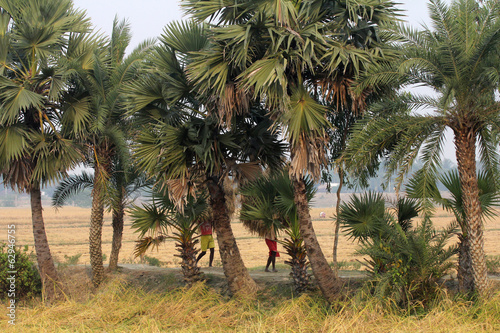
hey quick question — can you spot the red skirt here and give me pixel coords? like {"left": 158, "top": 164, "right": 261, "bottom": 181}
{"left": 265, "top": 239, "right": 280, "bottom": 257}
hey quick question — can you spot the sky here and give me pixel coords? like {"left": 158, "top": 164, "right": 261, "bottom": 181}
{"left": 72, "top": 0, "right": 456, "bottom": 163}
{"left": 72, "top": 1, "right": 438, "bottom": 49}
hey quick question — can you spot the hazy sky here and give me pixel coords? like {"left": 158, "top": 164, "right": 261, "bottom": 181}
{"left": 73, "top": 1, "right": 438, "bottom": 48}
{"left": 72, "top": 0, "right": 456, "bottom": 162}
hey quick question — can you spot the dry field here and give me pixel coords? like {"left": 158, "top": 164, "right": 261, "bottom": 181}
{"left": 1, "top": 202, "right": 500, "bottom": 269}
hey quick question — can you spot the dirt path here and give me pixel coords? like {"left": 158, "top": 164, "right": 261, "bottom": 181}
{"left": 115, "top": 264, "right": 500, "bottom": 284}
{"left": 117, "top": 263, "right": 367, "bottom": 281}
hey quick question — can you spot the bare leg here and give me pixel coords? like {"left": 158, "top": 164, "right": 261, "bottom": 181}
{"left": 209, "top": 248, "right": 214, "bottom": 267}
{"left": 271, "top": 251, "right": 277, "bottom": 272}
{"left": 196, "top": 251, "right": 206, "bottom": 264}
{"left": 265, "top": 256, "right": 272, "bottom": 272}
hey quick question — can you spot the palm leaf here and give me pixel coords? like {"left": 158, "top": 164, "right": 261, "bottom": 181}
{"left": 52, "top": 172, "right": 94, "bottom": 208}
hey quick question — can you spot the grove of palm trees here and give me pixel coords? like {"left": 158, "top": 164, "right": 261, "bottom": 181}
{"left": 1, "top": 0, "right": 500, "bottom": 331}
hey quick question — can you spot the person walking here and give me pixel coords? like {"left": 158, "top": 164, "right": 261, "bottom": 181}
{"left": 196, "top": 220, "right": 215, "bottom": 267}
{"left": 264, "top": 226, "right": 279, "bottom": 272}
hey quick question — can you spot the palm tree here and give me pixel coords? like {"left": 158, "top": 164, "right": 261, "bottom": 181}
{"left": 240, "top": 170, "right": 315, "bottom": 293}
{"left": 63, "top": 18, "right": 154, "bottom": 287}
{"left": 344, "top": 0, "right": 500, "bottom": 295}
{"left": 407, "top": 169, "right": 500, "bottom": 292}
{"left": 339, "top": 192, "right": 455, "bottom": 307}
{"left": 52, "top": 161, "right": 147, "bottom": 271}
{"left": 129, "top": 21, "right": 284, "bottom": 296}
{"left": 0, "top": 0, "right": 90, "bottom": 299}
{"left": 183, "top": 0, "right": 400, "bottom": 303}
{"left": 134, "top": 112, "right": 283, "bottom": 295}
{"left": 130, "top": 190, "right": 209, "bottom": 284}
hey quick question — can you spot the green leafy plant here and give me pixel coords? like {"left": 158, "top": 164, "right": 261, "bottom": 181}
{"left": 144, "top": 256, "right": 162, "bottom": 267}
{"left": 130, "top": 189, "right": 209, "bottom": 284}
{"left": 0, "top": 244, "right": 42, "bottom": 300}
{"left": 358, "top": 222, "right": 456, "bottom": 308}
{"left": 63, "top": 254, "right": 82, "bottom": 266}
{"left": 407, "top": 169, "right": 500, "bottom": 293}
{"left": 339, "top": 193, "right": 455, "bottom": 308}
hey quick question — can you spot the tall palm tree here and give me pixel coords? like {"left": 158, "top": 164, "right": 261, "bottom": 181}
{"left": 183, "top": 0, "right": 400, "bottom": 303}
{"left": 52, "top": 161, "right": 147, "bottom": 271}
{"left": 0, "top": 0, "right": 90, "bottom": 299}
{"left": 129, "top": 21, "right": 284, "bottom": 296}
{"left": 63, "top": 18, "right": 154, "bottom": 287}
{"left": 344, "top": 0, "right": 500, "bottom": 295}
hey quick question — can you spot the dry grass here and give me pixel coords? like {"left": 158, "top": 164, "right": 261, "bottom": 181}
{"left": 2, "top": 204, "right": 500, "bottom": 332}
{"left": 1, "top": 268, "right": 500, "bottom": 332}
{"left": 2, "top": 205, "right": 500, "bottom": 269}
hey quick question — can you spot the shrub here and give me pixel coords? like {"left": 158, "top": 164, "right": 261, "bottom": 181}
{"left": 144, "top": 256, "right": 162, "bottom": 267}
{"left": 0, "top": 244, "right": 42, "bottom": 300}
{"left": 358, "top": 222, "right": 456, "bottom": 308}
{"left": 64, "top": 254, "right": 82, "bottom": 265}
{"left": 486, "top": 255, "right": 500, "bottom": 275}
{"left": 339, "top": 193, "right": 456, "bottom": 309}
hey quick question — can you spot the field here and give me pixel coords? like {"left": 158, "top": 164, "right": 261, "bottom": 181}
{"left": 2, "top": 202, "right": 500, "bottom": 332}
{"left": 2, "top": 198, "right": 500, "bottom": 269}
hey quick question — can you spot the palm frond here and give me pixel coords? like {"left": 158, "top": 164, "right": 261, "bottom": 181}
{"left": 161, "top": 20, "right": 209, "bottom": 56}
{"left": 338, "top": 191, "right": 388, "bottom": 242}
{"left": 52, "top": 171, "right": 94, "bottom": 208}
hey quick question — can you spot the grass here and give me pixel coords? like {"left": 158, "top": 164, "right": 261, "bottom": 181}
{"left": 249, "top": 263, "right": 290, "bottom": 272}
{"left": 1, "top": 268, "right": 500, "bottom": 332}
{"left": 2, "top": 206, "right": 500, "bottom": 331}
{"left": 333, "top": 260, "right": 363, "bottom": 271}
{"left": 487, "top": 255, "right": 500, "bottom": 275}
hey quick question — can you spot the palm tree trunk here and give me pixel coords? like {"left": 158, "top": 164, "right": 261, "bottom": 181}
{"left": 176, "top": 237, "right": 201, "bottom": 285}
{"left": 454, "top": 128, "right": 489, "bottom": 295}
{"left": 89, "top": 176, "right": 105, "bottom": 288}
{"left": 293, "top": 176, "right": 340, "bottom": 303}
{"left": 108, "top": 206, "right": 124, "bottom": 271}
{"left": 457, "top": 234, "right": 474, "bottom": 292}
{"left": 332, "top": 168, "right": 344, "bottom": 276}
{"left": 30, "top": 185, "right": 61, "bottom": 300}
{"left": 206, "top": 175, "right": 257, "bottom": 297}
{"left": 283, "top": 235, "right": 310, "bottom": 293}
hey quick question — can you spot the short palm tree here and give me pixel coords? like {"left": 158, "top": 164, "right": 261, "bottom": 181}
{"left": 339, "top": 192, "right": 455, "bottom": 307}
{"left": 130, "top": 190, "right": 209, "bottom": 284}
{"left": 240, "top": 170, "right": 315, "bottom": 293}
{"left": 407, "top": 169, "right": 500, "bottom": 292}
{"left": 344, "top": 0, "right": 500, "bottom": 296}
{"left": 0, "top": 0, "right": 90, "bottom": 299}
{"left": 63, "top": 18, "right": 154, "bottom": 287}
